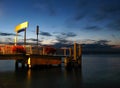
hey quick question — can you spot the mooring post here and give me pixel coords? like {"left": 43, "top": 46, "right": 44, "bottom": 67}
{"left": 78, "top": 44, "right": 82, "bottom": 67}
{"left": 15, "top": 60, "right": 18, "bottom": 69}
{"left": 69, "top": 48, "right": 72, "bottom": 56}
{"left": 64, "top": 48, "right": 67, "bottom": 56}
{"left": 74, "top": 42, "right": 77, "bottom": 61}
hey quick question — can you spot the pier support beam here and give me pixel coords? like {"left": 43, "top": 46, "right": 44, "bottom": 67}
{"left": 15, "top": 60, "right": 19, "bottom": 69}
{"left": 78, "top": 45, "right": 82, "bottom": 67}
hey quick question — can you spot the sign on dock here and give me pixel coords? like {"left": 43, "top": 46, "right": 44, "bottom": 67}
{"left": 15, "top": 21, "right": 29, "bottom": 33}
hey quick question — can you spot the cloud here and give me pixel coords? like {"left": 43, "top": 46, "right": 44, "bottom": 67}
{"left": 54, "top": 32, "right": 77, "bottom": 44}
{"left": 85, "top": 25, "right": 101, "bottom": 31}
{"left": 74, "top": 13, "right": 86, "bottom": 21}
{"left": 40, "top": 31, "right": 52, "bottom": 36}
{"left": 0, "top": 38, "right": 13, "bottom": 44}
{"left": 78, "top": 39, "right": 96, "bottom": 44}
{"left": 61, "top": 32, "right": 77, "bottom": 37}
{"left": 92, "top": 13, "right": 107, "bottom": 22}
{"left": 0, "top": 32, "right": 16, "bottom": 36}
{"left": 56, "top": 36, "right": 69, "bottom": 44}
{"left": 94, "top": 40, "right": 110, "bottom": 45}
{"left": 41, "top": 39, "right": 58, "bottom": 45}
{"left": 78, "top": 39, "right": 110, "bottom": 45}
{"left": 55, "top": 32, "right": 77, "bottom": 43}
{"left": 101, "top": 3, "right": 120, "bottom": 13}
{"left": 64, "top": 0, "right": 88, "bottom": 28}
{"left": 107, "top": 19, "right": 120, "bottom": 31}
{"left": 27, "top": 38, "right": 42, "bottom": 43}
{"left": 82, "top": 39, "right": 120, "bottom": 54}
{"left": 51, "top": 38, "right": 120, "bottom": 53}
{"left": 92, "top": 0, "right": 120, "bottom": 22}
{"left": 27, "top": 38, "right": 38, "bottom": 42}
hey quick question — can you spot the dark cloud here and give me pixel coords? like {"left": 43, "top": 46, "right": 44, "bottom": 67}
{"left": 40, "top": 31, "right": 52, "bottom": 36}
{"left": 61, "top": 32, "right": 77, "bottom": 37}
{"left": 65, "top": 12, "right": 86, "bottom": 28}
{"left": 0, "top": 32, "right": 16, "bottom": 36}
{"left": 54, "top": 32, "right": 77, "bottom": 38}
{"left": 56, "top": 37, "right": 69, "bottom": 44}
{"left": 27, "top": 38, "right": 42, "bottom": 42}
{"left": 54, "top": 32, "right": 76, "bottom": 45}
{"left": 74, "top": 13, "right": 86, "bottom": 21}
{"left": 107, "top": 19, "right": 120, "bottom": 31}
{"left": 27, "top": 38, "right": 37, "bottom": 42}
{"left": 94, "top": 40, "right": 110, "bottom": 45}
{"left": 92, "top": 13, "right": 107, "bottom": 22}
{"left": 101, "top": 3, "right": 120, "bottom": 13}
{"left": 85, "top": 25, "right": 101, "bottom": 31}
{"left": 81, "top": 39, "right": 120, "bottom": 54}
{"left": 52, "top": 39, "right": 120, "bottom": 53}
{"left": 78, "top": 39, "right": 110, "bottom": 45}
{"left": 92, "top": 0, "right": 120, "bottom": 22}
{"left": 64, "top": 0, "right": 88, "bottom": 28}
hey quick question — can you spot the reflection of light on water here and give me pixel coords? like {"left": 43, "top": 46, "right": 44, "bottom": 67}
{"left": 26, "top": 69, "right": 31, "bottom": 88}
{"left": 27, "top": 69, "right": 31, "bottom": 80}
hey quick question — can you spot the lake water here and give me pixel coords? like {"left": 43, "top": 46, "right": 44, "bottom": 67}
{"left": 0, "top": 54, "right": 120, "bottom": 88}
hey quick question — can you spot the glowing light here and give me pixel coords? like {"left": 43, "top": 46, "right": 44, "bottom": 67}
{"left": 28, "top": 57, "right": 31, "bottom": 68}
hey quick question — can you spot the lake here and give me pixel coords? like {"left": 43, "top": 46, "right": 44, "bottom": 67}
{"left": 0, "top": 54, "right": 120, "bottom": 88}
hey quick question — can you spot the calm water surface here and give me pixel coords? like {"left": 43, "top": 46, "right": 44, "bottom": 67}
{"left": 0, "top": 54, "right": 120, "bottom": 88}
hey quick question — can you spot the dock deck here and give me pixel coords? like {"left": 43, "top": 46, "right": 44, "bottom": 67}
{"left": 0, "top": 43, "right": 82, "bottom": 68}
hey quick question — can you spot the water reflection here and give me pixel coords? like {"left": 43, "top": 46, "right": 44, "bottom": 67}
{"left": 30, "top": 68, "right": 82, "bottom": 88}
{"left": 1, "top": 54, "right": 120, "bottom": 88}
{"left": 10, "top": 67, "right": 82, "bottom": 88}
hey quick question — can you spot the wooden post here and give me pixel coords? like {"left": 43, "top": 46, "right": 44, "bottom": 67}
{"left": 78, "top": 44, "right": 82, "bottom": 67}
{"left": 15, "top": 60, "right": 18, "bottom": 69}
{"left": 69, "top": 48, "right": 72, "bottom": 56}
{"left": 74, "top": 42, "right": 77, "bottom": 61}
{"left": 30, "top": 45, "right": 32, "bottom": 54}
{"left": 64, "top": 48, "right": 66, "bottom": 56}
{"left": 78, "top": 44, "right": 82, "bottom": 57}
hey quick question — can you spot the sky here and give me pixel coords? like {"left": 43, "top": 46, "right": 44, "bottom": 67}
{"left": 0, "top": 0, "right": 120, "bottom": 52}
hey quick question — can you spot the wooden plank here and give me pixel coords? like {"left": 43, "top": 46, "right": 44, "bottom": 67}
{"left": 30, "top": 55, "right": 62, "bottom": 65}
{"left": 0, "top": 54, "right": 27, "bottom": 60}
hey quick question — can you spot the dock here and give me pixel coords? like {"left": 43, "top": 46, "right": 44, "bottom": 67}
{"left": 0, "top": 43, "right": 82, "bottom": 69}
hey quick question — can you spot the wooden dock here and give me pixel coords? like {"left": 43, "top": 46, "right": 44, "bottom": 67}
{"left": 0, "top": 43, "right": 82, "bottom": 69}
